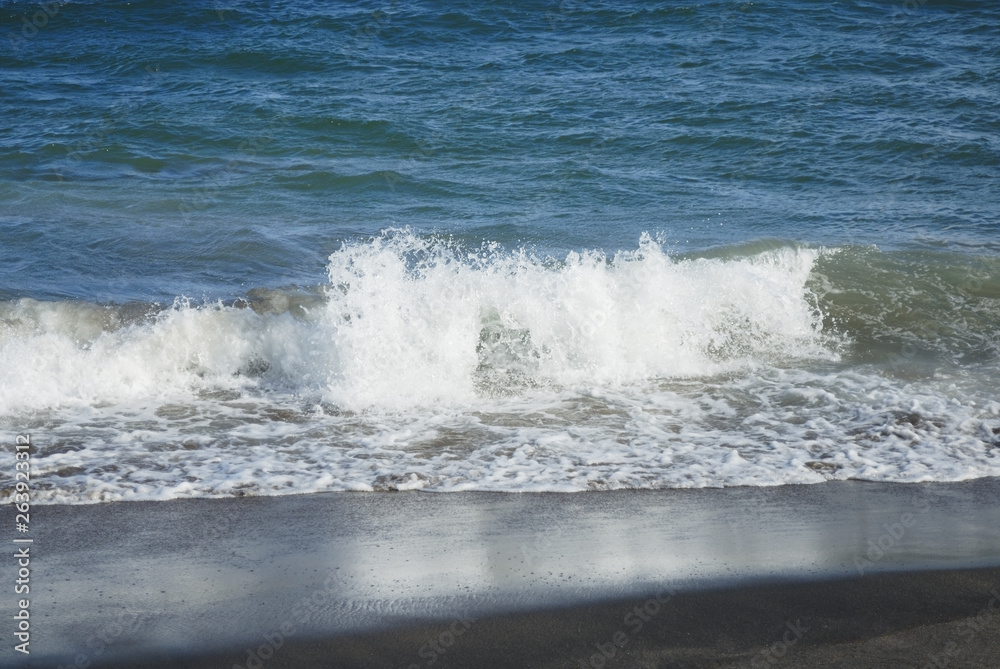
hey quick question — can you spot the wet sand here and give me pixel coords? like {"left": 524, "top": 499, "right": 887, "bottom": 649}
{"left": 5, "top": 478, "right": 1000, "bottom": 668}
{"left": 104, "top": 567, "right": 1000, "bottom": 668}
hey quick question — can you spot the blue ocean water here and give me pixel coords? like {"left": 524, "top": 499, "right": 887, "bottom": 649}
{"left": 1, "top": 0, "right": 998, "bottom": 502}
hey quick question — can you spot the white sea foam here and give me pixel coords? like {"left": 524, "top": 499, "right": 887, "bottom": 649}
{"left": 2, "top": 232, "right": 999, "bottom": 503}
{"left": 319, "top": 231, "right": 831, "bottom": 408}
{"left": 0, "top": 231, "right": 830, "bottom": 412}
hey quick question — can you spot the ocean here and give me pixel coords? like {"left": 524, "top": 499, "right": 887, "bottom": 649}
{"left": 1, "top": 0, "right": 998, "bottom": 503}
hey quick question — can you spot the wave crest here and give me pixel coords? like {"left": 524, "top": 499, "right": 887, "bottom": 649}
{"left": 0, "top": 231, "right": 833, "bottom": 413}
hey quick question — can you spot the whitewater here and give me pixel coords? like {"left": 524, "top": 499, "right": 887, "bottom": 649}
{"left": 2, "top": 231, "right": 998, "bottom": 503}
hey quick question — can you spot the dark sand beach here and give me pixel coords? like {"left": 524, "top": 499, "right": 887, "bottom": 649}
{"left": 99, "top": 568, "right": 1000, "bottom": 668}
{"left": 5, "top": 479, "right": 999, "bottom": 668}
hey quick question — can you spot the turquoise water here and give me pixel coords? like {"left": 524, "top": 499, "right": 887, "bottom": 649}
{"left": 1, "top": 1, "right": 999, "bottom": 501}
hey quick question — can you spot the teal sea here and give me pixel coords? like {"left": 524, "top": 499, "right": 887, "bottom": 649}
{"left": 1, "top": 0, "right": 998, "bottom": 502}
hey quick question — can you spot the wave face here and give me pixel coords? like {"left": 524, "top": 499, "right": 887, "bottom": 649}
{"left": 2, "top": 233, "right": 999, "bottom": 502}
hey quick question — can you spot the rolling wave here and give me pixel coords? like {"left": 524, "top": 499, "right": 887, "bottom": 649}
{"left": 2, "top": 232, "right": 998, "bottom": 502}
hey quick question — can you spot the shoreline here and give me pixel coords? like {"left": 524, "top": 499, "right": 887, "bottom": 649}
{"left": 4, "top": 479, "right": 1000, "bottom": 667}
